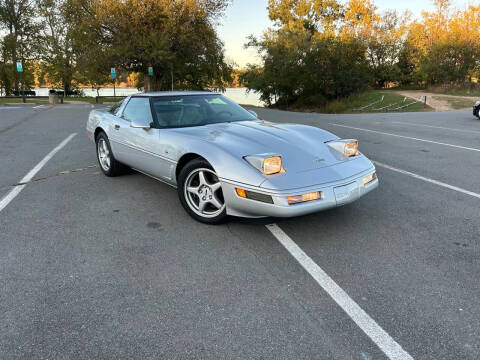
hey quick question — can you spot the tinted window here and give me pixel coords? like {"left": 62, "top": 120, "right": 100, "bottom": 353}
{"left": 151, "top": 94, "right": 256, "bottom": 128}
{"left": 109, "top": 98, "right": 126, "bottom": 116}
{"left": 122, "top": 97, "right": 153, "bottom": 123}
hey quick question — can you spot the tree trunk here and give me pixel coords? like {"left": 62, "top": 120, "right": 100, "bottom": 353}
{"left": 63, "top": 79, "right": 71, "bottom": 96}
{"left": 144, "top": 73, "right": 151, "bottom": 92}
{"left": 13, "top": 54, "right": 19, "bottom": 93}
{"left": 153, "top": 73, "right": 163, "bottom": 91}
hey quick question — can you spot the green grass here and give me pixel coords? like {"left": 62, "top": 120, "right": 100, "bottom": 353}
{"left": 289, "top": 90, "right": 432, "bottom": 114}
{"left": 432, "top": 95, "right": 476, "bottom": 109}
{"left": 0, "top": 98, "right": 49, "bottom": 105}
{"left": 344, "top": 91, "right": 432, "bottom": 113}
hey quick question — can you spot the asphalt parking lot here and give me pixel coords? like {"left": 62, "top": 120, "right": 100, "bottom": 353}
{"left": 0, "top": 103, "right": 479, "bottom": 360}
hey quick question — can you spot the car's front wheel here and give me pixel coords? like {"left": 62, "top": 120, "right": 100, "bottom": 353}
{"left": 96, "top": 132, "right": 125, "bottom": 177}
{"left": 177, "top": 159, "right": 227, "bottom": 224}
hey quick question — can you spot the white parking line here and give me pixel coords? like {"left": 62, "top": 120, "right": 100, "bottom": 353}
{"left": 374, "top": 161, "right": 480, "bottom": 200}
{"left": 33, "top": 105, "right": 48, "bottom": 109}
{"left": 266, "top": 224, "right": 414, "bottom": 360}
{"left": 0, "top": 133, "right": 77, "bottom": 213}
{"left": 390, "top": 121, "right": 480, "bottom": 135}
{"left": 329, "top": 123, "right": 480, "bottom": 152}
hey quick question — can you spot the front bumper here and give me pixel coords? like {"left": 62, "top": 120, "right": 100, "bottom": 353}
{"left": 221, "top": 167, "right": 378, "bottom": 218}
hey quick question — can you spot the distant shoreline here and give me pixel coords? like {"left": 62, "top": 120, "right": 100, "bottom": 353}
{"left": 26, "top": 87, "right": 265, "bottom": 107}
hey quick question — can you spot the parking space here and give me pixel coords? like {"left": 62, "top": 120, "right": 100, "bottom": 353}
{"left": 1, "top": 105, "right": 479, "bottom": 359}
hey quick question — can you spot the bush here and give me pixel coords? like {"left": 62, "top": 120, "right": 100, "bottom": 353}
{"left": 324, "top": 100, "right": 346, "bottom": 114}
{"left": 242, "top": 32, "right": 371, "bottom": 109}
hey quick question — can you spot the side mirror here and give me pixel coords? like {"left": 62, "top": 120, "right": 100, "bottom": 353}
{"left": 248, "top": 109, "right": 259, "bottom": 118}
{"left": 130, "top": 118, "right": 151, "bottom": 130}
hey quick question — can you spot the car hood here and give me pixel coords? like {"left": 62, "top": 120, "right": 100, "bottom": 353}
{"left": 173, "top": 120, "right": 353, "bottom": 173}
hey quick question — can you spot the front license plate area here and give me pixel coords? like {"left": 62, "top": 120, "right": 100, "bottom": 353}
{"left": 334, "top": 182, "right": 360, "bottom": 205}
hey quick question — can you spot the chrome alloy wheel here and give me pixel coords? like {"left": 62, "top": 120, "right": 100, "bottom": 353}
{"left": 184, "top": 168, "right": 225, "bottom": 218}
{"left": 97, "top": 138, "right": 111, "bottom": 171}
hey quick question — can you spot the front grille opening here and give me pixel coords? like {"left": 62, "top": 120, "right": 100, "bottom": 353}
{"left": 244, "top": 190, "right": 274, "bottom": 204}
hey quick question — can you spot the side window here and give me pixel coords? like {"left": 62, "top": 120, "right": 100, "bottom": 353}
{"left": 122, "top": 97, "right": 153, "bottom": 123}
{"left": 109, "top": 98, "right": 127, "bottom": 116}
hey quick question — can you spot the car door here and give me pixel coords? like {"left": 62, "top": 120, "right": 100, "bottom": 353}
{"left": 105, "top": 98, "right": 130, "bottom": 160}
{"left": 116, "top": 97, "right": 173, "bottom": 180}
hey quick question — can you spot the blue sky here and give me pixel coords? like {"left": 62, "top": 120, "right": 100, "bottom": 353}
{"left": 217, "top": 0, "right": 470, "bottom": 68}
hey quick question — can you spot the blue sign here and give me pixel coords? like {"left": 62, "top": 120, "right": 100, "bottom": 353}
{"left": 148, "top": 66, "right": 153, "bottom": 76}
{"left": 111, "top": 67, "right": 116, "bottom": 79}
{"left": 16, "top": 62, "right": 23, "bottom": 72}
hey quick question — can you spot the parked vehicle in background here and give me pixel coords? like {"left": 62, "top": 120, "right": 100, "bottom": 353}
{"left": 474, "top": 101, "right": 480, "bottom": 119}
{"left": 86, "top": 92, "right": 378, "bottom": 224}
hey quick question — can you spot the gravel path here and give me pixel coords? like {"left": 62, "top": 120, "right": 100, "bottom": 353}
{"left": 393, "top": 90, "right": 477, "bottom": 111}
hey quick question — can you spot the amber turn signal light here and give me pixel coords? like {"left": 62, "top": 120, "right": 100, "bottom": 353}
{"left": 235, "top": 188, "right": 247, "bottom": 198}
{"left": 362, "top": 172, "right": 377, "bottom": 185}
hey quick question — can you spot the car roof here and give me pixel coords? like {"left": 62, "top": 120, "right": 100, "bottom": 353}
{"left": 134, "top": 91, "right": 220, "bottom": 97}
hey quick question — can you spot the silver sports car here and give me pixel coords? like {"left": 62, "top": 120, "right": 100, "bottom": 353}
{"left": 86, "top": 92, "right": 378, "bottom": 224}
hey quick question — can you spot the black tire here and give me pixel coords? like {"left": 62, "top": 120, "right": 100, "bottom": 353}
{"left": 177, "top": 159, "right": 227, "bottom": 224}
{"left": 95, "top": 132, "right": 126, "bottom": 177}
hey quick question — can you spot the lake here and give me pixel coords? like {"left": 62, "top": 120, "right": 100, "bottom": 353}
{"left": 32, "top": 87, "right": 264, "bottom": 107}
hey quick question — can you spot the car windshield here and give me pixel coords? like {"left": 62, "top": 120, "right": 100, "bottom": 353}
{"left": 151, "top": 94, "right": 257, "bottom": 128}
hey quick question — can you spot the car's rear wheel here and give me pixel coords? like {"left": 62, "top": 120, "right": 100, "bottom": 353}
{"left": 178, "top": 159, "right": 227, "bottom": 224}
{"left": 96, "top": 132, "right": 125, "bottom": 177}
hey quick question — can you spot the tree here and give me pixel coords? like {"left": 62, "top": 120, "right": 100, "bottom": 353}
{"left": 267, "top": 0, "right": 342, "bottom": 36}
{"left": 0, "top": 0, "right": 40, "bottom": 93}
{"left": 342, "top": 0, "right": 409, "bottom": 88}
{"left": 0, "top": 37, "right": 12, "bottom": 95}
{"left": 404, "top": 1, "right": 480, "bottom": 86}
{"left": 243, "top": 0, "right": 369, "bottom": 107}
{"left": 67, "top": 0, "right": 232, "bottom": 91}
{"left": 36, "top": 0, "right": 80, "bottom": 94}
{"left": 365, "top": 10, "right": 409, "bottom": 87}
{"left": 341, "top": 0, "right": 377, "bottom": 39}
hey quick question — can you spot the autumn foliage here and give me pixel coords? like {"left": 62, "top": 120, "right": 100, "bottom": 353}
{"left": 242, "top": 0, "right": 480, "bottom": 107}
{"left": 0, "top": 0, "right": 232, "bottom": 95}
{"left": 1, "top": 0, "right": 479, "bottom": 101}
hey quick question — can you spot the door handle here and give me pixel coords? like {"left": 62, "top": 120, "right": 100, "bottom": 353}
{"left": 114, "top": 124, "right": 120, "bottom": 130}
